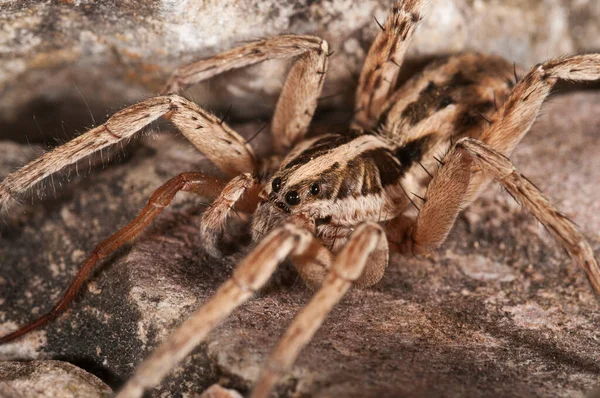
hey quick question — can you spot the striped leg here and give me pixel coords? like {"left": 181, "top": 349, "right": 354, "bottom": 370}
{"left": 251, "top": 222, "right": 387, "bottom": 398}
{"left": 115, "top": 223, "right": 325, "bottom": 398}
{"left": 352, "top": 0, "right": 425, "bottom": 130}
{"left": 387, "top": 138, "right": 600, "bottom": 295}
{"left": 164, "top": 35, "right": 330, "bottom": 153}
{"left": 0, "top": 95, "right": 256, "bottom": 210}
{"left": 467, "top": 54, "right": 600, "bottom": 202}
{"left": 0, "top": 172, "right": 226, "bottom": 344}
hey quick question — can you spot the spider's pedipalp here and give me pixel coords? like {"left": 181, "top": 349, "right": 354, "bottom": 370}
{"left": 115, "top": 222, "right": 323, "bottom": 398}
{"left": 199, "top": 172, "right": 261, "bottom": 258}
{"left": 251, "top": 222, "right": 388, "bottom": 398}
{"left": 386, "top": 143, "right": 473, "bottom": 255}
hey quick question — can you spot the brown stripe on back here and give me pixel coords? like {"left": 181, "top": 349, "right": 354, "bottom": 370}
{"left": 394, "top": 134, "right": 433, "bottom": 170}
{"left": 283, "top": 133, "right": 358, "bottom": 170}
{"left": 336, "top": 159, "right": 363, "bottom": 199}
{"left": 361, "top": 160, "right": 381, "bottom": 196}
{"left": 400, "top": 72, "right": 475, "bottom": 127}
{"left": 453, "top": 100, "right": 495, "bottom": 133}
{"left": 334, "top": 145, "right": 405, "bottom": 201}
{"left": 381, "top": 54, "right": 514, "bottom": 138}
{"left": 361, "top": 148, "right": 403, "bottom": 187}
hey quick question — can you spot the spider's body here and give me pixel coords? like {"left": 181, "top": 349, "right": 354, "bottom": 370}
{"left": 254, "top": 52, "right": 513, "bottom": 255}
{"left": 1, "top": 1, "right": 600, "bottom": 397}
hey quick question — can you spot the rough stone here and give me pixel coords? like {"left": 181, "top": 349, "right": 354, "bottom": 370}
{"left": 2, "top": 1, "right": 600, "bottom": 396}
{"left": 0, "top": 360, "right": 112, "bottom": 398}
{"left": 1, "top": 90, "right": 600, "bottom": 397}
{"left": 1, "top": 1, "right": 600, "bottom": 143}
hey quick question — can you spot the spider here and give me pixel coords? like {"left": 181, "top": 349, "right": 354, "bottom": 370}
{"left": 1, "top": 0, "right": 600, "bottom": 397}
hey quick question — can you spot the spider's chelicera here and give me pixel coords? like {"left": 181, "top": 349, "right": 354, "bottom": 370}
{"left": 1, "top": 1, "right": 599, "bottom": 397}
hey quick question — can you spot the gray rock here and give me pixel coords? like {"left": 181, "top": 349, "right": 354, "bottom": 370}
{"left": 1, "top": 1, "right": 600, "bottom": 396}
{"left": 0, "top": 360, "right": 112, "bottom": 398}
{"left": 1, "top": 1, "right": 599, "bottom": 142}
{"left": 1, "top": 91, "right": 600, "bottom": 397}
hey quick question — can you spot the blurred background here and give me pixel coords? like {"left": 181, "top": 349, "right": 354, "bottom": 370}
{"left": 1, "top": 0, "right": 599, "bottom": 145}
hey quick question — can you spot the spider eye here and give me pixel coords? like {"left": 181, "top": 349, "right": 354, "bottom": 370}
{"left": 310, "top": 182, "right": 320, "bottom": 195}
{"left": 285, "top": 191, "right": 300, "bottom": 206}
{"left": 272, "top": 177, "right": 282, "bottom": 193}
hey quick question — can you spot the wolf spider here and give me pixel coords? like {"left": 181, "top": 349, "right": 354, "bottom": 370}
{"left": 1, "top": 0, "right": 600, "bottom": 397}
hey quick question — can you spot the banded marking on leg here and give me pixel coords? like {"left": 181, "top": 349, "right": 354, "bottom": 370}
{"left": 115, "top": 223, "right": 321, "bottom": 398}
{"left": 251, "top": 222, "right": 387, "bottom": 398}
{"left": 353, "top": 0, "right": 426, "bottom": 129}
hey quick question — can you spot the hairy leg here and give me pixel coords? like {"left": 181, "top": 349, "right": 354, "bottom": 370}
{"left": 387, "top": 138, "right": 600, "bottom": 295}
{"left": 0, "top": 172, "right": 227, "bottom": 344}
{"left": 385, "top": 54, "right": 600, "bottom": 292}
{"left": 115, "top": 222, "right": 326, "bottom": 398}
{"left": 481, "top": 54, "right": 600, "bottom": 155}
{"left": 251, "top": 222, "right": 387, "bottom": 398}
{"left": 467, "top": 54, "right": 600, "bottom": 201}
{"left": 199, "top": 173, "right": 261, "bottom": 257}
{"left": 352, "top": 0, "right": 425, "bottom": 130}
{"left": 0, "top": 95, "right": 255, "bottom": 209}
{"left": 163, "top": 35, "right": 330, "bottom": 153}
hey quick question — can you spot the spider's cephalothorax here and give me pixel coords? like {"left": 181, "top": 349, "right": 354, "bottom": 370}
{"left": 253, "top": 52, "right": 515, "bottom": 254}
{"left": 1, "top": 1, "right": 600, "bottom": 397}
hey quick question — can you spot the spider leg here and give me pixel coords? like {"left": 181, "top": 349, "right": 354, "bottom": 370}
{"left": 0, "top": 172, "right": 227, "bottom": 344}
{"left": 115, "top": 222, "right": 328, "bottom": 398}
{"left": 387, "top": 138, "right": 600, "bottom": 295}
{"left": 251, "top": 222, "right": 387, "bottom": 398}
{"left": 480, "top": 54, "right": 600, "bottom": 156}
{"left": 352, "top": 0, "right": 425, "bottom": 130}
{"left": 466, "top": 54, "right": 600, "bottom": 202}
{"left": 0, "top": 94, "right": 256, "bottom": 209}
{"left": 163, "top": 35, "right": 330, "bottom": 153}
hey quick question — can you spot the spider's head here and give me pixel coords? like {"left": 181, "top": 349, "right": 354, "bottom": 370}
{"left": 251, "top": 171, "right": 335, "bottom": 240}
{"left": 265, "top": 175, "right": 326, "bottom": 214}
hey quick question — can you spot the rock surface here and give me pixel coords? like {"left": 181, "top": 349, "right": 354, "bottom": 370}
{"left": 1, "top": 90, "right": 600, "bottom": 397}
{"left": 1, "top": 0, "right": 600, "bottom": 142}
{"left": 0, "top": 360, "right": 112, "bottom": 398}
{"left": 2, "top": 1, "right": 600, "bottom": 397}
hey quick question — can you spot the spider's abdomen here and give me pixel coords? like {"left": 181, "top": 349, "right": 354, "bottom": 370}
{"left": 377, "top": 52, "right": 515, "bottom": 143}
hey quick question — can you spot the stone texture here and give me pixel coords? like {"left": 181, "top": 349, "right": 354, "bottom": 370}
{"left": 1, "top": 0, "right": 600, "bottom": 143}
{"left": 2, "top": 1, "right": 600, "bottom": 397}
{"left": 0, "top": 360, "right": 112, "bottom": 397}
{"left": 1, "top": 91, "right": 600, "bottom": 397}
